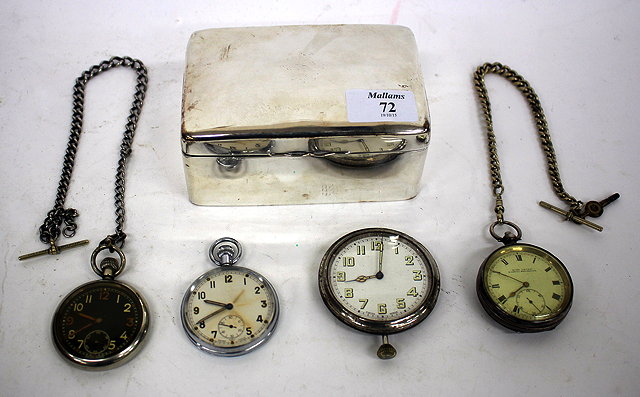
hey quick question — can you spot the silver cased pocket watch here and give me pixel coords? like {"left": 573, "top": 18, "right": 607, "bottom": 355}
{"left": 318, "top": 228, "right": 440, "bottom": 359}
{"left": 181, "top": 238, "right": 279, "bottom": 356}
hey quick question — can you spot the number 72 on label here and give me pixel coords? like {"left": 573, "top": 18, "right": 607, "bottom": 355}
{"left": 379, "top": 102, "right": 396, "bottom": 113}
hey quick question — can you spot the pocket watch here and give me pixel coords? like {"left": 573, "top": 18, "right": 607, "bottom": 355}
{"left": 309, "top": 136, "right": 406, "bottom": 167}
{"left": 472, "top": 62, "right": 618, "bottom": 332}
{"left": 476, "top": 225, "right": 573, "bottom": 332}
{"left": 181, "top": 238, "right": 279, "bottom": 356}
{"left": 318, "top": 228, "right": 440, "bottom": 359}
{"left": 52, "top": 246, "right": 149, "bottom": 369}
{"left": 17, "top": 57, "right": 151, "bottom": 369}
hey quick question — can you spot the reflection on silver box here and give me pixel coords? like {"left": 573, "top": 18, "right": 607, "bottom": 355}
{"left": 181, "top": 24, "right": 430, "bottom": 205}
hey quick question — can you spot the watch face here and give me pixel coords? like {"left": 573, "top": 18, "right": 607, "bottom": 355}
{"left": 477, "top": 243, "right": 573, "bottom": 332}
{"left": 181, "top": 266, "right": 279, "bottom": 356}
{"left": 205, "top": 139, "right": 273, "bottom": 155}
{"left": 318, "top": 228, "right": 440, "bottom": 334}
{"left": 52, "top": 279, "right": 149, "bottom": 369}
{"left": 309, "top": 137, "right": 406, "bottom": 167}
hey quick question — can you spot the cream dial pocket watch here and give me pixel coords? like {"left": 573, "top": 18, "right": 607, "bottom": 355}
{"left": 181, "top": 238, "right": 279, "bottom": 356}
{"left": 473, "top": 62, "right": 619, "bottom": 332}
{"left": 318, "top": 228, "right": 440, "bottom": 359}
{"left": 476, "top": 234, "right": 573, "bottom": 332}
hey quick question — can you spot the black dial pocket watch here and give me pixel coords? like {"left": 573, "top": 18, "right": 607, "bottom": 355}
{"left": 181, "top": 238, "right": 280, "bottom": 356}
{"left": 472, "top": 62, "right": 619, "bottom": 332}
{"left": 52, "top": 247, "right": 149, "bottom": 367}
{"left": 318, "top": 228, "right": 439, "bottom": 359}
{"left": 19, "top": 56, "right": 150, "bottom": 368}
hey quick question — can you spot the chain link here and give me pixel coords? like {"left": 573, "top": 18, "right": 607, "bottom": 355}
{"left": 473, "top": 62, "right": 582, "bottom": 224}
{"left": 38, "top": 56, "right": 148, "bottom": 247}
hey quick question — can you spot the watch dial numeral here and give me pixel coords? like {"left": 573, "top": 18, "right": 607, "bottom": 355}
{"left": 193, "top": 307, "right": 200, "bottom": 315}
{"left": 396, "top": 298, "right": 406, "bottom": 309}
{"left": 515, "top": 254, "right": 523, "bottom": 261}
{"left": 491, "top": 284, "right": 500, "bottom": 288}
{"left": 99, "top": 289, "right": 110, "bottom": 301}
{"left": 261, "top": 300, "right": 267, "bottom": 308}
{"left": 412, "top": 270, "right": 423, "bottom": 281}
{"left": 85, "top": 294, "right": 93, "bottom": 303}
{"left": 72, "top": 303, "right": 84, "bottom": 312}
{"left": 552, "top": 293, "right": 561, "bottom": 301}
{"left": 405, "top": 255, "right": 414, "bottom": 265}
{"left": 343, "top": 257, "right": 355, "bottom": 267}
{"left": 224, "top": 274, "right": 233, "bottom": 283}
{"left": 371, "top": 241, "right": 383, "bottom": 252}
{"left": 359, "top": 299, "right": 368, "bottom": 309}
{"left": 336, "top": 271, "right": 346, "bottom": 282}
{"left": 498, "top": 295, "right": 507, "bottom": 303}
{"left": 377, "top": 304, "right": 387, "bottom": 314}
{"left": 552, "top": 280, "right": 561, "bottom": 285}
{"left": 344, "top": 288, "right": 353, "bottom": 298}
{"left": 123, "top": 303, "right": 132, "bottom": 312}
{"left": 198, "top": 291, "right": 206, "bottom": 299}
{"left": 254, "top": 286, "right": 261, "bottom": 294}
{"left": 407, "top": 287, "right": 418, "bottom": 297}
{"left": 356, "top": 245, "right": 366, "bottom": 255}
{"left": 501, "top": 259, "right": 509, "bottom": 265}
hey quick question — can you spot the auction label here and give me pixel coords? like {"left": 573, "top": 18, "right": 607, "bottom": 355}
{"left": 346, "top": 89, "right": 418, "bottom": 123}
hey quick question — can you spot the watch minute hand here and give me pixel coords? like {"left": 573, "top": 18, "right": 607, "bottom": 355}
{"left": 197, "top": 307, "right": 227, "bottom": 324}
{"left": 491, "top": 270, "right": 526, "bottom": 284}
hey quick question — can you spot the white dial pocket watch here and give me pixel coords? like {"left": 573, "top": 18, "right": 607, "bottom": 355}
{"left": 181, "top": 238, "right": 279, "bottom": 356}
{"left": 318, "top": 228, "right": 440, "bottom": 359}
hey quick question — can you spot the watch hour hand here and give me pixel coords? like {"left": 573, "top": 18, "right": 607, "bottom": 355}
{"left": 204, "top": 299, "right": 233, "bottom": 310}
{"left": 346, "top": 274, "right": 377, "bottom": 282}
{"left": 77, "top": 312, "right": 99, "bottom": 322}
{"left": 507, "top": 281, "right": 530, "bottom": 299}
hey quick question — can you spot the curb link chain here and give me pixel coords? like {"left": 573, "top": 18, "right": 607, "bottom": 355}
{"left": 473, "top": 62, "right": 582, "bottom": 225}
{"left": 38, "top": 56, "right": 148, "bottom": 247}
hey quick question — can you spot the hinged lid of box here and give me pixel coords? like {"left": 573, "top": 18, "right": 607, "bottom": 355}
{"left": 182, "top": 24, "right": 430, "bottom": 157}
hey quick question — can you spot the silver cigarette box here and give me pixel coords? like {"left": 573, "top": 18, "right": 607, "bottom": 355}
{"left": 181, "top": 24, "right": 430, "bottom": 205}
